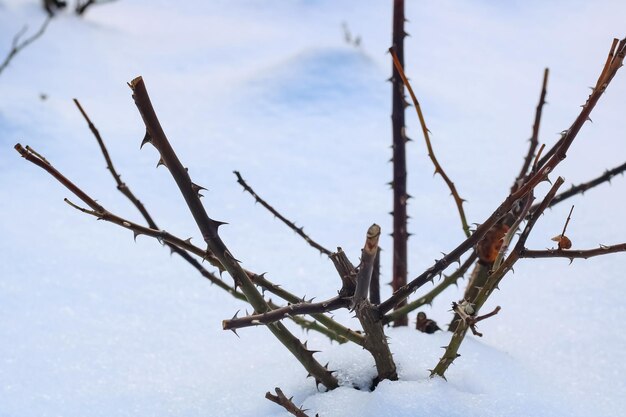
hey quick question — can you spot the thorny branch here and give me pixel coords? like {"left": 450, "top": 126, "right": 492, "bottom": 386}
{"left": 431, "top": 177, "right": 566, "bottom": 378}
{"left": 389, "top": 0, "right": 409, "bottom": 327}
{"left": 234, "top": 171, "right": 332, "bottom": 256}
{"left": 390, "top": 47, "right": 470, "bottom": 238}
{"left": 265, "top": 387, "right": 317, "bottom": 417}
{"left": 223, "top": 297, "right": 350, "bottom": 330}
{"left": 379, "top": 37, "right": 626, "bottom": 317}
{"left": 520, "top": 244, "right": 626, "bottom": 260}
{"left": 129, "top": 76, "right": 338, "bottom": 389}
{"left": 0, "top": 17, "right": 51, "bottom": 76}
{"left": 15, "top": 142, "right": 355, "bottom": 345}
{"left": 543, "top": 161, "right": 626, "bottom": 209}
{"left": 513, "top": 68, "right": 549, "bottom": 191}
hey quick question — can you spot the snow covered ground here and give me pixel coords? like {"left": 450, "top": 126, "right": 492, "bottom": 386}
{"left": 1, "top": 1, "right": 626, "bottom": 416}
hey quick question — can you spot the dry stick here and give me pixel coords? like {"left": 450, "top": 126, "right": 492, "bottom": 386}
{"left": 542, "top": 161, "right": 626, "bottom": 209}
{"left": 265, "top": 388, "right": 316, "bottom": 417}
{"left": 223, "top": 297, "right": 350, "bottom": 330}
{"left": 431, "top": 177, "right": 565, "bottom": 378}
{"left": 379, "top": 37, "right": 626, "bottom": 317}
{"left": 129, "top": 77, "right": 338, "bottom": 389}
{"left": 0, "top": 17, "right": 51, "bottom": 76}
{"left": 390, "top": 0, "right": 409, "bottom": 327}
{"left": 73, "top": 100, "right": 345, "bottom": 342}
{"left": 14, "top": 144, "right": 360, "bottom": 346}
{"left": 382, "top": 252, "right": 477, "bottom": 324}
{"left": 512, "top": 68, "right": 549, "bottom": 191}
{"left": 233, "top": 171, "right": 332, "bottom": 256}
{"left": 390, "top": 48, "right": 470, "bottom": 238}
{"left": 520, "top": 244, "right": 626, "bottom": 260}
{"left": 353, "top": 224, "right": 398, "bottom": 384}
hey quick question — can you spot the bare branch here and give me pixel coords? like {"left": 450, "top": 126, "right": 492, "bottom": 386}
{"left": 512, "top": 68, "right": 549, "bottom": 191}
{"left": 265, "top": 388, "right": 316, "bottom": 417}
{"left": 222, "top": 297, "right": 349, "bottom": 330}
{"left": 0, "top": 17, "right": 51, "bottom": 76}
{"left": 129, "top": 77, "right": 338, "bottom": 389}
{"left": 542, "top": 161, "right": 626, "bottom": 209}
{"left": 390, "top": 47, "right": 470, "bottom": 238}
{"left": 431, "top": 177, "right": 565, "bottom": 378}
{"left": 521, "top": 244, "right": 626, "bottom": 260}
{"left": 234, "top": 171, "right": 332, "bottom": 256}
{"left": 379, "top": 37, "right": 626, "bottom": 317}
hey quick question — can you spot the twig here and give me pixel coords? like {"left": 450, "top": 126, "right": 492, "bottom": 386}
{"left": 520, "top": 244, "right": 626, "bottom": 260}
{"left": 390, "top": 47, "right": 470, "bottom": 238}
{"left": 512, "top": 68, "right": 549, "bottom": 191}
{"left": 552, "top": 205, "right": 575, "bottom": 249}
{"left": 0, "top": 17, "right": 51, "bottom": 76}
{"left": 452, "top": 303, "right": 501, "bottom": 337}
{"left": 379, "top": 37, "right": 626, "bottom": 317}
{"left": 129, "top": 76, "right": 338, "bottom": 389}
{"left": 223, "top": 297, "right": 350, "bottom": 330}
{"left": 542, "top": 161, "right": 626, "bottom": 209}
{"left": 265, "top": 388, "right": 316, "bottom": 417}
{"left": 234, "top": 171, "right": 332, "bottom": 256}
{"left": 389, "top": 0, "right": 409, "bottom": 327}
{"left": 15, "top": 143, "right": 355, "bottom": 345}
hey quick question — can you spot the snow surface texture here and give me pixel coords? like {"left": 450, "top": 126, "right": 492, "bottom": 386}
{"left": 1, "top": 1, "right": 626, "bottom": 416}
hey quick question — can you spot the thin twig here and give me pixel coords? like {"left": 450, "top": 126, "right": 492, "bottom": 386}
{"left": 223, "top": 297, "right": 350, "bottom": 330}
{"left": 542, "top": 161, "right": 626, "bottom": 209}
{"left": 390, "top": 47, "right": 470, "bottom": 238}
{"left": 234, "top": 171, "right": 332, "bottom": 256}
{"left": 0, "top": 17, "right": 51, "bottom": 76}
{"left": 512, "top": 68, "right": 549, "bottom": 191}
{"left": 521, "top": 244, "right": 626, "bottom": 260}
{"left": 265, "top": 388, "right": 316, "bottom": 417}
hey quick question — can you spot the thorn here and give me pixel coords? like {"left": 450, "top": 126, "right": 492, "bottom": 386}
{"left": 133, "top": 231, "right": 141, "bottom": 242}
{"left": 230, "top": 328, "right": 239, "bottom": 337}
{"left": 191, "top": 182, "right": 207, "bottom": 198}
{"left": 156, "top": 157, "right": 166, "bottom": 168}
{"left": 140, "top": 130, "right": 152, "bottom": 149}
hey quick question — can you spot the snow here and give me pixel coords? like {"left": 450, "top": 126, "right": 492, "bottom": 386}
{"left": 1, "top": 1, "right": 626, "bottom": 416}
